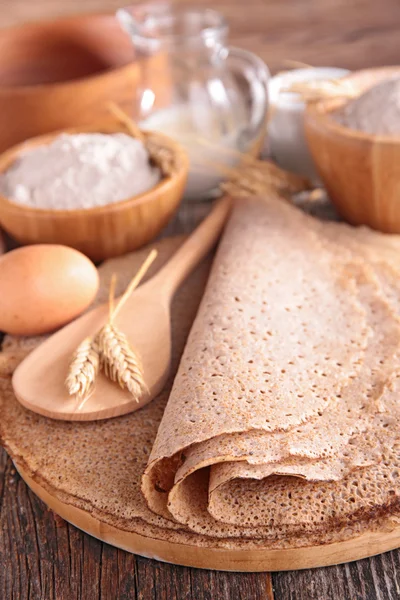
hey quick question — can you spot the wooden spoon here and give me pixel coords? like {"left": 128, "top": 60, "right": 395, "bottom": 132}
{"left": 12, "top": 196, "right": 232, "bottom": 421}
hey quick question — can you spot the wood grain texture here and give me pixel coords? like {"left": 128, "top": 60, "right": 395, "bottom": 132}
{"left": 2, "top": 0, "right": 400, "bottom": 74}
{"left": 273, "top": 553, "right": 400, "bottom": 600}
{"left": 0, "top": 449, "right": 275, "bottom": 599}
{"left": 1, "top": 0, "right": 400, "bottom": 598}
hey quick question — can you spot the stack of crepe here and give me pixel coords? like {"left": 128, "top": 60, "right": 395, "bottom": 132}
{"left": 1, "top": 196, "right": 400, "bottom": 553}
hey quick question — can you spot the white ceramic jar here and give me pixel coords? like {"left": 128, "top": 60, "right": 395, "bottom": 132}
{"left": 266, "top": 67, "right": 350, "bottom": 180}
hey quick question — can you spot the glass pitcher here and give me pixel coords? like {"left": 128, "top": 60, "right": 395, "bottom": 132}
{"left": 117, "top": 3, "right": 270, "bottom": 201}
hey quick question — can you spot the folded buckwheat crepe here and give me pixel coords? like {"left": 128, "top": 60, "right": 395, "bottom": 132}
{"left": 142, "top": 197, "right": 400, "bottom": 539}
{"left": 1, "top": 196, "right": 400, "bottom": 551}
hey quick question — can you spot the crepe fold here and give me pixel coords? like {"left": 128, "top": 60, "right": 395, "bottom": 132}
{"left": 142, "top": 197, "right": 400, "bottom": 538}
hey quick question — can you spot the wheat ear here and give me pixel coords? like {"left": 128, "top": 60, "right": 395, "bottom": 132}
{"left": 107, "top": 101, "right": 146, "bottom": 143}
{"left": 66, "top": 249, "right": 157, "bottom": 406}
{"left": 66, "top": 272, "right": 119, "bottom": 412}
{"left": 98, "top": 250, "right": 157, "bottom": 400}
{"left": 65, "top": 336, "right": 100, "bottom": 400}
{"left": 98, "top": 322, "right": 147, "bottom": 399}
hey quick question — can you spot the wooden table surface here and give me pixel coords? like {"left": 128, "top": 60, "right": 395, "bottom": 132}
{"left": 2, "top": 1, "right": 400, "bottom": 598}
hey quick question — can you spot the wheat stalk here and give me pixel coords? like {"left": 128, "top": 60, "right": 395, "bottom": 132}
{"left": 65, "top": 336, "right": 100, "bottom": 400}
{"left": 98, "top": 322, "right": 147, "bottom": 400}
{"left": 220, "top": 160, "right": 310, "bottom": 198}
{"left": 107, "top": 102, "right": 146, "bottom": 143}
{"left": 107, "top": 101, "right": 311, "bottom": 197}
{"left": 107, "top": 102, "right": 176, "bottom": 177}
{"left": 98, "top": 250, "right": 157, "bottom": 400}
{"left": 283, "top": 78, "right": 357, "bottom": 102}
{"left": 97, "top": 260, "right": 156, "bottom": 401}
{"left": 66, "top": 250, "right": 157, "bottom": 407}
{"left": 277, "top": 60, "right": 358, "bottom": 102}
{"left": 111, "top": 249, "right": 158, "bottom": 320}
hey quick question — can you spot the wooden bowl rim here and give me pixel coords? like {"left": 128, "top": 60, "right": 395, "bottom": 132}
{"left": 0, "top": 12, "right": 136, "bottom": 93}
{"left": 0, "top": 125, "right": 189, "bottom": 217}
{"left": 305, "top": 66, "right": 400, "bottom": 145}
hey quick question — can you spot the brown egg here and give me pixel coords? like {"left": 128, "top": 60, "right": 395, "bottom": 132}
{"left": 0, "top": 244, "right": 99, "bottom": 335}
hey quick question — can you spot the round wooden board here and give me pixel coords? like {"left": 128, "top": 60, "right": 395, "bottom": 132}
{"left": 15, "top": 463, "right": 400, "bottom": 572}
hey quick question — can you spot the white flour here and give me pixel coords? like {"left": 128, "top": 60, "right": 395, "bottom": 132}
{"left": 334, "top": 77, "right": 400, "bottom": 135}
{"left": 0, "top": 133, "right": 161, "bottom": 210}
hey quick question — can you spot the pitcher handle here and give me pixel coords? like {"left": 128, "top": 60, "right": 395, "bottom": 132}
{"left": 226, "top": 46, "right": 270, "bottom": 143}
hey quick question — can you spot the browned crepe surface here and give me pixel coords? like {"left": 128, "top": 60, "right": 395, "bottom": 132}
{"left": 0, "top": 202, "right": 400, "bottom": 551}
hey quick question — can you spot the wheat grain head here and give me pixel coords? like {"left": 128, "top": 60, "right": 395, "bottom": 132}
{"left": 65, "top": 336, "right": 100, "bottom": 399}
{"left": 98, "top": 323, "right": 147, "bottom": 402}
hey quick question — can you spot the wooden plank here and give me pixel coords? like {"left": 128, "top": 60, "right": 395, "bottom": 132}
{"left": 272, "top": 552, "right": 400, "bottom": 600}
{"left": 0, "top": 447, "right": 275, "bottom": 599}
{"left": 188, "top": 569, "right": 274, "bottom": 600}
{"left": 135, "top": 558, "right": 192, "bottom": 600}
{"left": 1, "top": 0, "right": 400, "bottom": 72}
{"left": 0, "top": 448, "right": 140, "bottom": 599}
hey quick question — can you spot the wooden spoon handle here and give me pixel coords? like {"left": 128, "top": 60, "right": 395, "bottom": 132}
{"left": 151, "top": 195, "right": 232, "bottom": 298}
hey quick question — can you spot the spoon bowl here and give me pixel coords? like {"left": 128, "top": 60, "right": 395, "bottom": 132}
{"left": 12, "top": 280, "right": 171, "bottom": 420}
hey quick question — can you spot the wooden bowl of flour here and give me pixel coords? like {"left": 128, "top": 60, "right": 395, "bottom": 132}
{"left": 0, "top": 124, "right": 188, "bottom": 261}
{"left": 0, "top": 14, "right": 171, "bottom": 154}
{"left": 305, "top": 66, "right": 400, "bottom": 233}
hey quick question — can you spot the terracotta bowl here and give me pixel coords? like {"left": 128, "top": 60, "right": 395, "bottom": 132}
{"left": 0, "top": 123, "right": 189, "bottom": 262}
{"left": 305, "top": 66, "right": 400, "bottom": 233}
{"left": 0, "top": 13, "right": 169, "bottom": 153}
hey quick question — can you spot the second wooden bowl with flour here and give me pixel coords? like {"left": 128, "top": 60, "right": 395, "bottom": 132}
{"left": 305, "top": 67, "right": 400, "bottom": 233}
{"left": 0, "top": 124, "right": 189, "bottom": 261}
